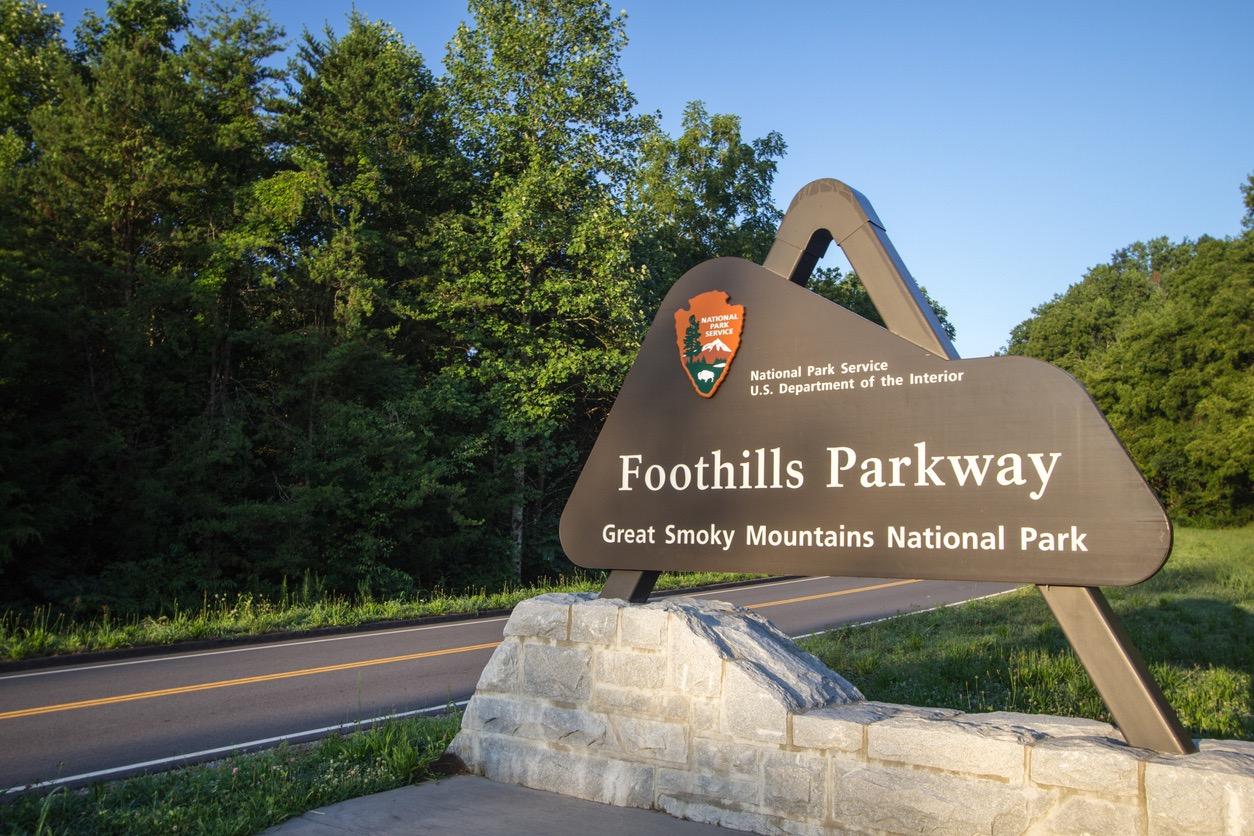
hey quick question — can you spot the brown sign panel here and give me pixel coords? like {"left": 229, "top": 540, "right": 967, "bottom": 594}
{"left": 560, "top": 257, "right": 1170, "bottom": 587}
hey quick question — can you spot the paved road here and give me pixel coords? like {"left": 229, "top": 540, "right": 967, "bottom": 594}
{"left": 0, "top": 576, "right": 1016, "bottom": 792}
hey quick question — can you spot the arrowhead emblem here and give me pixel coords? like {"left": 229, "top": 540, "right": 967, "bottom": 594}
{"left": 674, "top": 290, "right": 744, "bottom": 398}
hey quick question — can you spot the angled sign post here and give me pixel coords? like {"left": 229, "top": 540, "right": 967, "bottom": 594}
{"left": 560, "top": 178, "right": 1194, "bottom": 754}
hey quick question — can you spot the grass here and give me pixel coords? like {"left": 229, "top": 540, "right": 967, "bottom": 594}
{"left": 799, "top": 526, "right": 1254, "bottom": 740}
{"left": 0, "top": 712, "right": 461, "bottom": 836}
{"left": 0, "top": 571, "right": 763, "bottom": 663}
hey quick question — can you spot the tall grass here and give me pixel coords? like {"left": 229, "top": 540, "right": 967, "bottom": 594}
{"left": 800, "top": 526, "right": 1254, "bottom": 740}
{"left": 0, "top": 571, "right": 762, "bottom": 662}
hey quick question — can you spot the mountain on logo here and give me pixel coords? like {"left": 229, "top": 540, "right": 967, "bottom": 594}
{"left": 702, "top": 338, "right": 732, "bottom": 354}
{"left": 695, "top": 338, "right": 733, "bottom": 365}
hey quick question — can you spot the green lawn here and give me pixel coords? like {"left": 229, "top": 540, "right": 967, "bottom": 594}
{"left": 0, "top": 571, "right": 763, "bottom": 663}
{"left": 800, "top": 526, "right": 1254, "bottom": 740}
{"left": 0, "top": 713, "right": 460, "bottom": 836}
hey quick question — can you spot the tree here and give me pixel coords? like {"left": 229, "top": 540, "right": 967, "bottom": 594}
{"left": 683, "top": 315, "right": 701, "bottom": 361}
{"left": 217, "top": 13, "right": 480, "bottom": 592}
{"left": 0, "top": 0, "right": 67, "bottom": 567}
{"left": 1083, "top": 233, "right": 1252, "bottom": 524}
{"left": 434, "top": 0, "right": 653, "bottom": 581}
{"left": 0, "top": 0, "right": 63, "bottom": 169}
{"left": 1, "top": 0, "right": 214, "bottom": 605}
{"left": 632, "top": 100, "right": 784, "bottom": 308}
{"left": 180, "top": 0, "right": 284, "bottom": 423}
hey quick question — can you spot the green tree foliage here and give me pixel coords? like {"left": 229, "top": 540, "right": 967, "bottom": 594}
{"left": 632, "top": 101, "right": 785, "bottom": 307}
{"left": 0, "top": 0, "right": 965, "bottom": 614}
{"left": 0, "top": 1, "right": 67, "bottom": 565}
{"left": 1006, "top": 205, "right": 1252, "bottom": 525}
{"left": 436, "top": 0, "right": 652, "bottom": 579}
{"left": 0, "top": 0, "right": 63, "bottom": 168}
{"left": 2, "top": 0, "right": 210, "bottom": 604}
{"left": 191, "top": 12, "right": 488, "bottom": 598}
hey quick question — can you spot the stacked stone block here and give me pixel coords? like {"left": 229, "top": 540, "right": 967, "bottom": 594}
{"left": 449, "top": 593, "right": 1254, "bottom": 834}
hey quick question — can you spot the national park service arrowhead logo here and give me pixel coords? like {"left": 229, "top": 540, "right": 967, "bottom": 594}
{"left": 674, "top": 290, "right": 743, "bottom": 397}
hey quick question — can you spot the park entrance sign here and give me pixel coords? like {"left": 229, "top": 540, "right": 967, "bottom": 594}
{"left": 560, "top": 178, "right": 1194, "bottom": 755}
{"left": 561, "top": 259, "right": 1169, "bottom": 587}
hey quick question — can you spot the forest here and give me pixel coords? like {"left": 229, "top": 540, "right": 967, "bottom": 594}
{"left": 0, "top": 0, "right": 1248, "bottom": 616}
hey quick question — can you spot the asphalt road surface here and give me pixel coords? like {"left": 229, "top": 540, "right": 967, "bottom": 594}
{"left": 0, "top": 576, "right": 1016, "bottom": 793}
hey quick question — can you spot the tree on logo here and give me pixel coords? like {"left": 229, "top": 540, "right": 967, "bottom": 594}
{"left": 683, "top": 315, "right": 701, "bottom": 362}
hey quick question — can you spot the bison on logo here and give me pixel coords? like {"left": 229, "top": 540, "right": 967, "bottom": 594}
{"left": 673, "top": 290, "right": 744, "bottom": 398}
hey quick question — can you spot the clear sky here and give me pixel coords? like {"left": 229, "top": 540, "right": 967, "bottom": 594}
{"left": 53, "top": 0, "right": 1254, "bottom": 357}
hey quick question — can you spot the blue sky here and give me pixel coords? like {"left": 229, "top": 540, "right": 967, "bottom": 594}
{"left": 54, "top": 0, "right": 1254, "bottom": 357}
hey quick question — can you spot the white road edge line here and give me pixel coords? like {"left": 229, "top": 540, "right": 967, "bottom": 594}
{"left": 1, "top": 700, "right": 471, "bottom": 796}
{"left": 0, "top": 576, "right": 833, "bottom": 682}
{"left": 791, "top": 586, "right": 1022, "bottom": 639}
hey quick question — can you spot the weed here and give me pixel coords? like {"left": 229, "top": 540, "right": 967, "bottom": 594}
{"left": 0, "top": 571, "right": 762, "bottom": 663}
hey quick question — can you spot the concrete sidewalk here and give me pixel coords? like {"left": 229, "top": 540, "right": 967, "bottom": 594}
{"left": 266, "top": 775, "right": 732, "bottom": 835}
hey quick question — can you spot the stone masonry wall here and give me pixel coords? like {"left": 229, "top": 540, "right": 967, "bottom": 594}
{"left": 448, "top": 593, "right": 1254, "bottom": 835}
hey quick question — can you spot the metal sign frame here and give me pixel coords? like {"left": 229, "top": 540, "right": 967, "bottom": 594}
{"left": 598, "top": 178, "right": 1194, "bottom": 754}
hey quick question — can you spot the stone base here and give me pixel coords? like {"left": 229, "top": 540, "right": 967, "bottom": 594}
{"left": 449, "top": 593, "right": 1254, "bottom": 835}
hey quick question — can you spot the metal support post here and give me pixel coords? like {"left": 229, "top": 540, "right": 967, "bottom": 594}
{"left": 600, "top": 569, "right": 660, "bottom": 603}
{"left": 1039, "top": 584, "right": 1194, "bottom": 753}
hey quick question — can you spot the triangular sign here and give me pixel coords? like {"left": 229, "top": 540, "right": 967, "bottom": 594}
{"left": 560, "top": 257, "right": 1169, "bottom": 587}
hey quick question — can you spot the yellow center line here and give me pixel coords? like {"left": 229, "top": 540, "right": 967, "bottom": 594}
{"left": 0, "top": 641, "right": 501, "bottom": 722}
{"left": 748, "top": 578, "right": 921, "bottom": 608}
{"left": 3, "top": 578, "right": 926, "bottom": 722}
